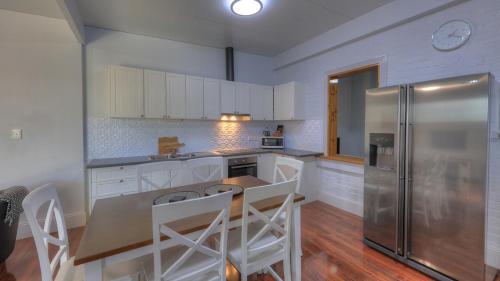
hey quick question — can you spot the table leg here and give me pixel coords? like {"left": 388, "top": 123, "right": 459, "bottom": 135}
{"left": 84, "top": 260, "right": 103, "bottom": 281}
{"left": 291, "top": 204, "right": 302, "bottom": 281}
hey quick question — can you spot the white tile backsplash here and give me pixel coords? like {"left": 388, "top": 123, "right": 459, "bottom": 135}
{"left": 87, "top": 117, "right": 275, "bottom": 159}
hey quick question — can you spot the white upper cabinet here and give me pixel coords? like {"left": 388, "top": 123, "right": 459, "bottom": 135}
{"left": 108, "top": 65, "right": 300, "bottom": 122}
{"left": 274, "top": 81, "right": 304, "bottom": 120}
{"left": 250, "top": 84, "right": 274, "bottom": 120}
{"left": 235, "top": 82, "right": 251, "bottom": 114}
{"left": 144, "top": 69, "right": 167, "bottom": 118}
{"left": 109, "top": 66, "right": 144, "bottom": 118}
{"left": 203, "top": 78, "right": 221, "bottom": 120}
{"left": 263, "top": 86, "right": 274, "bottom": 120}
{"left": 186, "top": 76, "right": 204, "bottom": 119}
{"left": 166, "top": 73, "right": 186, "bottom": 119}
{"left": 220, "top": 80, "right": 236, "bottom": 114}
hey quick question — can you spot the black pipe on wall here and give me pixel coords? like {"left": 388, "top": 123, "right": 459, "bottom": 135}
{"left": 225, "top": 47, "right": 234, "bottom": 81}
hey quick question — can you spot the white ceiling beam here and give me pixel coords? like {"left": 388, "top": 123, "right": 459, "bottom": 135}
{"left": 56, "top": 0, "right": 85, "bottom": 44}
{"left": 273, "top": 0, "right": 469, "bottom": 70}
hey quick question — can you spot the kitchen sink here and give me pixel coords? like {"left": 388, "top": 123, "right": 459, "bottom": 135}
{"left": 148, "top": 152, "right": 214, "bottom": 160}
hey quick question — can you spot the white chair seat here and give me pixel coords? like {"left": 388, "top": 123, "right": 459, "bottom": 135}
{"left": 143, "top": 245, "right": 220, "bottom": 281}
{"left": 226, "top": 222, "right": 285, "bottom": 273}
{"left": 54, "top": 257, "right": 145, "bottom": 281}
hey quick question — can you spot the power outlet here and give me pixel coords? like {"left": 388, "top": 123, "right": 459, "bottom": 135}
{"left": 10, "top": 129, "right": 22, "bottom": 140}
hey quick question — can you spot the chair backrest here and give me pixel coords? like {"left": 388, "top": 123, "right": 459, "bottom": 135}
{"left": 186, "top": 157, "right": 223, "bottom": 184}
{"left": 137, "top": 161, "right": 186, "bottom": 192}
{"left": 22, "top": 184, "right": 69, "bottom": 281}
{"left": 152, "top": 191, "right": 233, "bottom": 281}
{"left": 273, "top": 157, "right": 304, "bottom": 193}
{"left": 240, "top": 180, "right": 296, "bottom": 271}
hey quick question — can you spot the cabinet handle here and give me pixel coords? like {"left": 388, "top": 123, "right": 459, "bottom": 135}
{"left": 119, "top": 179, "right": 124, "bottom": 183}
{"left": 119, "top": 166, "right": 124, "bottom": 170}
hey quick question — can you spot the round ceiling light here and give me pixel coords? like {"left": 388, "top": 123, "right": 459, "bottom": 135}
{"left": 231, "top": 0, "right": 263, "bottom": 16}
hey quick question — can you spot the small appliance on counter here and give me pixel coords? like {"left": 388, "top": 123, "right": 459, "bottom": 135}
{"left": 261, "top": 125, "right": 284, "bottom": 148}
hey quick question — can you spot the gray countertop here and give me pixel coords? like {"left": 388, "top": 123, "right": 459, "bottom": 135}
{"left": 87, "top": 148, "right": 323, "bottom": 169}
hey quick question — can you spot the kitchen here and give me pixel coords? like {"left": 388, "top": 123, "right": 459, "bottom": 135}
{"left": 1, "top": 0, "right": 500, "bottom": 281}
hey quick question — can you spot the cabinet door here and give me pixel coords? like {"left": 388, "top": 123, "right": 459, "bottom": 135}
{"left": 262, "top": 85, "right": 274, "bottom": 120}
{"left": 274, "top": 83, "right": 293, "bottom": 120}
{"left": 220, "top": 80, "right": 236, "bottom": 114}
{"left": 186, "top": 76, "right": 204, "bottom": 119}
{"left": 235, "top": 82, "right": 251, "bottom": 114}
{"left": 144, "top": 70, "right": 167, "bottom": 118}
{"left": 166, "top": 73, "right": 186, "bottom": 119}
{"left": 250, "top": 84, "right": 265, "bottom": 120}
{"left": 257, "top": 153, "right": 277, "bottom": 183}
{"left": 203, "top": 78, "right": 221, "bottom": 120}
{"left": 110, "top": 66, "right": 144, "bottom": 118}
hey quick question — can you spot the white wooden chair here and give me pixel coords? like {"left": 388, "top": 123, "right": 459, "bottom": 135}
{"left": 137, "top": 161, "right": 187, "bottom": 192}
{"left": 186, "top": 157, "right": 224, "bottom": 184}
{"left": 224, "top": 180, "right": 296, "bottom": 281}
{"left": 22, "top": 183, "right": 145, "bottom": 281}
{"left": 273, "top": 157, "right": 304, "bottom": 193}
{"left": 144, "top": 191, "right": 233, "bottom": 281}
{"left": 273, "top": 156, "right": 304, "bottom": 256}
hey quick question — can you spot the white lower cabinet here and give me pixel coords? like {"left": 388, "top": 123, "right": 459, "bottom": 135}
{"left": 258, "top": 153, "right": 276, "bottom": 183}
{"left": 89, "top": 154, "right": 317, "bottom": 211}
{"left": 89, "top": 165, "right": 138, "bottom": 210}
{"left": 88, "top": 162, "right": 192, "bottom": 211}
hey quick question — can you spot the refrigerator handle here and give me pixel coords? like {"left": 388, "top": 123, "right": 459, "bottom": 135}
{"left": 404, "top": 85, "right": 414, "bottom": 257}
{"left": 396, "top": 85, "right": 407, "bottom": 255}
{"left": 398, "top": 86, "right": 407, "bottom": 180}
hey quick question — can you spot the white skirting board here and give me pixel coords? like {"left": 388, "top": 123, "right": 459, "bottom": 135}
{"left": 15, "top": 211, "right": 87, "bottom": 240}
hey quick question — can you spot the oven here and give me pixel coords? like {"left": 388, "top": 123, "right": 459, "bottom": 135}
{"left": 228, "top": 156, "right": 258, "bottom": 178}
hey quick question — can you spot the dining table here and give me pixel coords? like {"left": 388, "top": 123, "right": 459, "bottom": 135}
{"left": 74, "top": 175, "right": 305, "bottom": 281}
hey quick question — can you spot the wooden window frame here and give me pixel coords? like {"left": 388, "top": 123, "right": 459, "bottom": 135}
{"left": 322, "top": 64, "right": 380, "bottom": 165}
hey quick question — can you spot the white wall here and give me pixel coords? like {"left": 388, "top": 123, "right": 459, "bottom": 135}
{"left": 274, "top": 0, "right": 500, "bottom": 216}
{"left": 0, "top": 9, "right": 85, "bottom": 238}
{"left": 85, "top": 27, "right": 275, "bottom": 159}
{"left": 273, "top": 0, "right": 500, "bottom": 267}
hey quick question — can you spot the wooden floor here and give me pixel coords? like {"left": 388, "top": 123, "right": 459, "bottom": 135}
{"left": 0, "top": 201, "right": 493, "bottom": 281}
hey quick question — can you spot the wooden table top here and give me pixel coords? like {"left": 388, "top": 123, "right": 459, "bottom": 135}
{"left": 74, "top": 176, "right": 305, "bottom": 265}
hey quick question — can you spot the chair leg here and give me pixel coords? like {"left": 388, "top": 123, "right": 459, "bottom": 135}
{"left": 294, "top": 207, "right": 303, "bottom": 257}
{"left": 283, "top": 257, "right": 292, "bottom": 281}
{"left": 292, "top": 205, "right": 302, "bottom": 281}
{"left": 240, "top": 268, "right": 247, "bottom": 281}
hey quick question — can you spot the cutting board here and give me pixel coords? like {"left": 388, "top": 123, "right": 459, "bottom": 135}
{"left": 158, "top": 137, "right": 185, "bottom": 155}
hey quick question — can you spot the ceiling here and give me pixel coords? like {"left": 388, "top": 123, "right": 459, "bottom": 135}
{"left": 0, "top": 0, "right": 63, "bottom": 19}
{"left": 0, "top": 0, "right": 393, "bottom": 56}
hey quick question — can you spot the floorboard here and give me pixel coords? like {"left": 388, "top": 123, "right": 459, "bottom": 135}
{"left": 0, "top": 201, "right": 496, "bottom": 281}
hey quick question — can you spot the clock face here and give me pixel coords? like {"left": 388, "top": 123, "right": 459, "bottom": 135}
{"left": 432, "top": 20, "right": 472, "bottom": 51}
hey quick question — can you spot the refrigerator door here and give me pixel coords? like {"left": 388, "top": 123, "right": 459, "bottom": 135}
{"left": 364, "top": 85, "right": 406, "bottom": 254}
{"left": 406, "top": 74, "right": 489, "bottom": 281}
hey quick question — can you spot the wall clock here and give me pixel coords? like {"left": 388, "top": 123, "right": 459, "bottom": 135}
{"left": 432, "top": 20, "right": 472, "bottom": 51}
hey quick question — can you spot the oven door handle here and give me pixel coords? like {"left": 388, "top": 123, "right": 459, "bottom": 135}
{"left": 230, "top": 164, "right": 257, "bottom": 169}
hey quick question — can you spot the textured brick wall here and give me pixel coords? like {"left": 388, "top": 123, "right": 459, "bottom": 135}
{"left": 87, "top": 117, "right": 275, "bottom": 159}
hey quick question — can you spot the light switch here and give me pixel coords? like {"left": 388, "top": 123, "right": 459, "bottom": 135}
{"left": 10, "top": 129, "right": 22, "bottom": 140}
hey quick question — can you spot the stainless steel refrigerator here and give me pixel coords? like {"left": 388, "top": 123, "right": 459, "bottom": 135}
{"left": 363, "top": 73, "right": 495, "bottom": 281}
